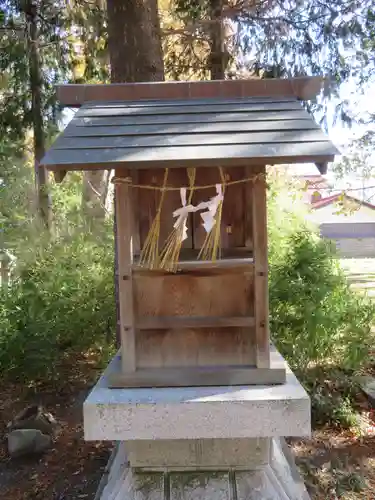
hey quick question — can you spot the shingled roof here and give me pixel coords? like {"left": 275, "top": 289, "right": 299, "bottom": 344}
{"left": 41, "top": 94, "right": 338, "bottom": 175}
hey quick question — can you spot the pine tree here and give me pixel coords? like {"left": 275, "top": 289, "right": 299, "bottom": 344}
{"left": 107, "top": 0, "right": 164, "bottom": 82}
{"left": 0, "top": 0, "right": 77, "bottom": 228}
{"left": 164, "top": 0, "right": 375, "bottom": 115}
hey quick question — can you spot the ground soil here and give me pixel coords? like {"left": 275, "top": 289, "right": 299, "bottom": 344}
{"left": 0, "top": 353, "right": 111, "bottom": 500}
{"left": 293, "top": 431, "right": 375, "bottom": 499}
{"left": 2, "top": 254, "right": 375, "bottom": 500}
{"left": 1, "top": 358, "right": 375, "bottom": 500}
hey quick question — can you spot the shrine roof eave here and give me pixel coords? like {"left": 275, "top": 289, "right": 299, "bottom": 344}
{"left": 41, "top": 95, "right": 338, "bottom": 181}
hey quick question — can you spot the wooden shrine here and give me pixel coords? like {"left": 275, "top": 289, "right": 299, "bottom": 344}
{"left": 41, "top": 78, "right": 338, "bottom": 388}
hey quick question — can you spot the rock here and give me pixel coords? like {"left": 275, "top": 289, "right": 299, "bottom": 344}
{"left": 359, "top": 376, "right": 375, "bottom": 407}
{"left": 7, "top": 429, "right": 52, "bottom": 458}
{"left": 7, "top": 405, "right": 58, "bottom": 436}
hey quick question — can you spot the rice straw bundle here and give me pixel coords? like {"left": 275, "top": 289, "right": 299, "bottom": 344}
{"left": 198, "top": 167, "right": 226, "bottom": 262}
{"left": 139, "top": 168, "right": 169, "bottom": 269}
{"left": 159, "top": 168, "right": 196, "bottom": 272}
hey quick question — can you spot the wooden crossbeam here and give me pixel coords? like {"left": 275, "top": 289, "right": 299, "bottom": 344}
{"left": 136, "top": 315, "right": 255, "bottom": 330}
{"left": 108, "top": 365, "right": 286, "bottom": 388}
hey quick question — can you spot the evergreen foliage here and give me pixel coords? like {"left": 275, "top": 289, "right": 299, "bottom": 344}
{"left": 0, "top": 165, "right": 373, "bottom": 385}
{"left": 168, "top": 0, "right": 375, "bottom": 121}
{"left": 268, "top": 173, "right": 374, "bottom": 373}
{"left": 0, "top": 0, "right": 374, "bottom": 400}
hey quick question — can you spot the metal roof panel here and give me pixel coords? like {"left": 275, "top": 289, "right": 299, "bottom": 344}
{"left": 41, "top": 96, "right": 339, "bottom": 172}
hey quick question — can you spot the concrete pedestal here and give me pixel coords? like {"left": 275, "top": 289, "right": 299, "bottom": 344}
{"left": 85, "top": 351, "right": 311, "bottom": 499}
{"left": 84, "top": 353, "right": 310, "bottom": 441}
{"left": 98, "top": 439, "right": 309, "bottom": 500}
{"left": 126, "top": 438, "right": 270, "bottom": 470}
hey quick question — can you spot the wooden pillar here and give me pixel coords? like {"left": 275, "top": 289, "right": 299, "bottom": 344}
{"left": 244, "top": 168, "right": 253, "bottom": 250}
{"left": 115, "top": 168, "right": 136, "bottom": 373}
{"left": 251, "top": 166, "right": 270, "bottom": 368}
{"left": 131, "top": 171, "right": 141, "bottom": 256}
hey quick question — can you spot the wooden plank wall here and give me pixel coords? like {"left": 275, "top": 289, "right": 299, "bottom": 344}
{"left": 116, "top": 165, "right": 270, "bottom": 373}
{"left": 136, "top": 328, "right": 256, "bottom": 368}
{"left": 137, "top": 168, "right": 193, "bottom": 251}
{"left": 133, "top": 270, "right": 255, "bottom": 368}
{"left": 192, "top": 167, "right": 245, "bottom": 250}
{"left": 136, "top": 166, "right": 248, "bottom": 252}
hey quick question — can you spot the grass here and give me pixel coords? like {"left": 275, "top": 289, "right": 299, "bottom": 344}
{"left": 292, "top": 257, "right": 375, "bottom": 499}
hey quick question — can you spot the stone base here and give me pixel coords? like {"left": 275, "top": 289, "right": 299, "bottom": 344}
{"left": 84, "top": 351, "right": 310, "bottom": 441}
{"left": 98, "top": 438, "right": 310, "bottom": 500}
{"left": 126, "top": 438, "right": 270, "bottom": 470}
{"left": 87, "top": 350, "right": 311, "bottom": 499}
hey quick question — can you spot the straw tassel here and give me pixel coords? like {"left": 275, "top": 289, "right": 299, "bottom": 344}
{"left": 159, "top": 168, "right": 196, "bottom": 272}
{"left": 138, "top": 168, "right": 169, "bottom": 269}
{"left": 198, "top": 167, "right": 226, "bottom": 262}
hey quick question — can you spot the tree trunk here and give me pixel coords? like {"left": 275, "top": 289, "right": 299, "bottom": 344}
{"left": 106, "top": 0, "right": 165, "bottom": 347}
{"left": 82, "top": 170, "right": 110, "bottom": 225}
{"left": 106, "top": 0, "right": 164, "bottom": 82}
{"left": 82, "top": 2, "right": 164, "bottom": 229}
{"left": 27, "top": 0, "right": 51, "bottom": 230}
{"left": 209, "top": 0, "right": 227, "bottom": 80}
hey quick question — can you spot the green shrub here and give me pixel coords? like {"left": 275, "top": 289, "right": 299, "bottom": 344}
{"left": 0, "top": 230, "right": 116, "bottom": 382}
{"left": 311, "top": 391, "right": 359, "bottom": 429}
{"left": 266, "top": 171, "right": 375, "bottom": 428}
{"left": 1, "top": 167, "right": 374, "bottom": 396}
{"left": 269, "top": 229, "right": 374, "bottom": 372}
{"left": 301, "top": 367, "right": 363, "bottom": 429}
{"left": 266, "top": 172, "right": 375, "bottom": 374}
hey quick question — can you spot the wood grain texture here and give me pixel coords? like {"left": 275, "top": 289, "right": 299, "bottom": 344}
{"left": 115, "top": 169, "right": 136, "bottom": 372}
{"left": 251, "top": 166, "right": 270, "bottom": 369}
{"left": 136, "top": 328, "right": 255, "bottom": 368}
{"left": 192, "top": 167, "right": 245, "bottom": 250}
{"left": 133, "top": 257, "right": 254, "bottom": 276}
{"left": 130, "top": 170, "right": 141, "bottom": 255}
{"left": 134, "top": 247, "right": 253, "bottom": 263}
{"left": 133, "top": 270, "right": 254, "bottom": 369}
{"left": 133, "top": 272, "right": 254, "bottom": 318}
{"left": 174, "top": 248, "right": 253, "bottom": 260}
{"left": 83, "top": 96, "right": 298, "bottom": 108}
{"left": 107, "top": 364, "right": 286, "bottom": 388}
{"left": 137, "top": 168, "right": 193, "bottom": 251}
{"left": 57, "top": 77, "right": 324, "bottom": 106}
{"left": 136, "top": 315, "right": 255, "bottom": 330}
{"left": 244, "top": 171, "right": 254, "bottom": 248}
{"left": 173, "top": 257, "right": 254, "bottom": 271}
